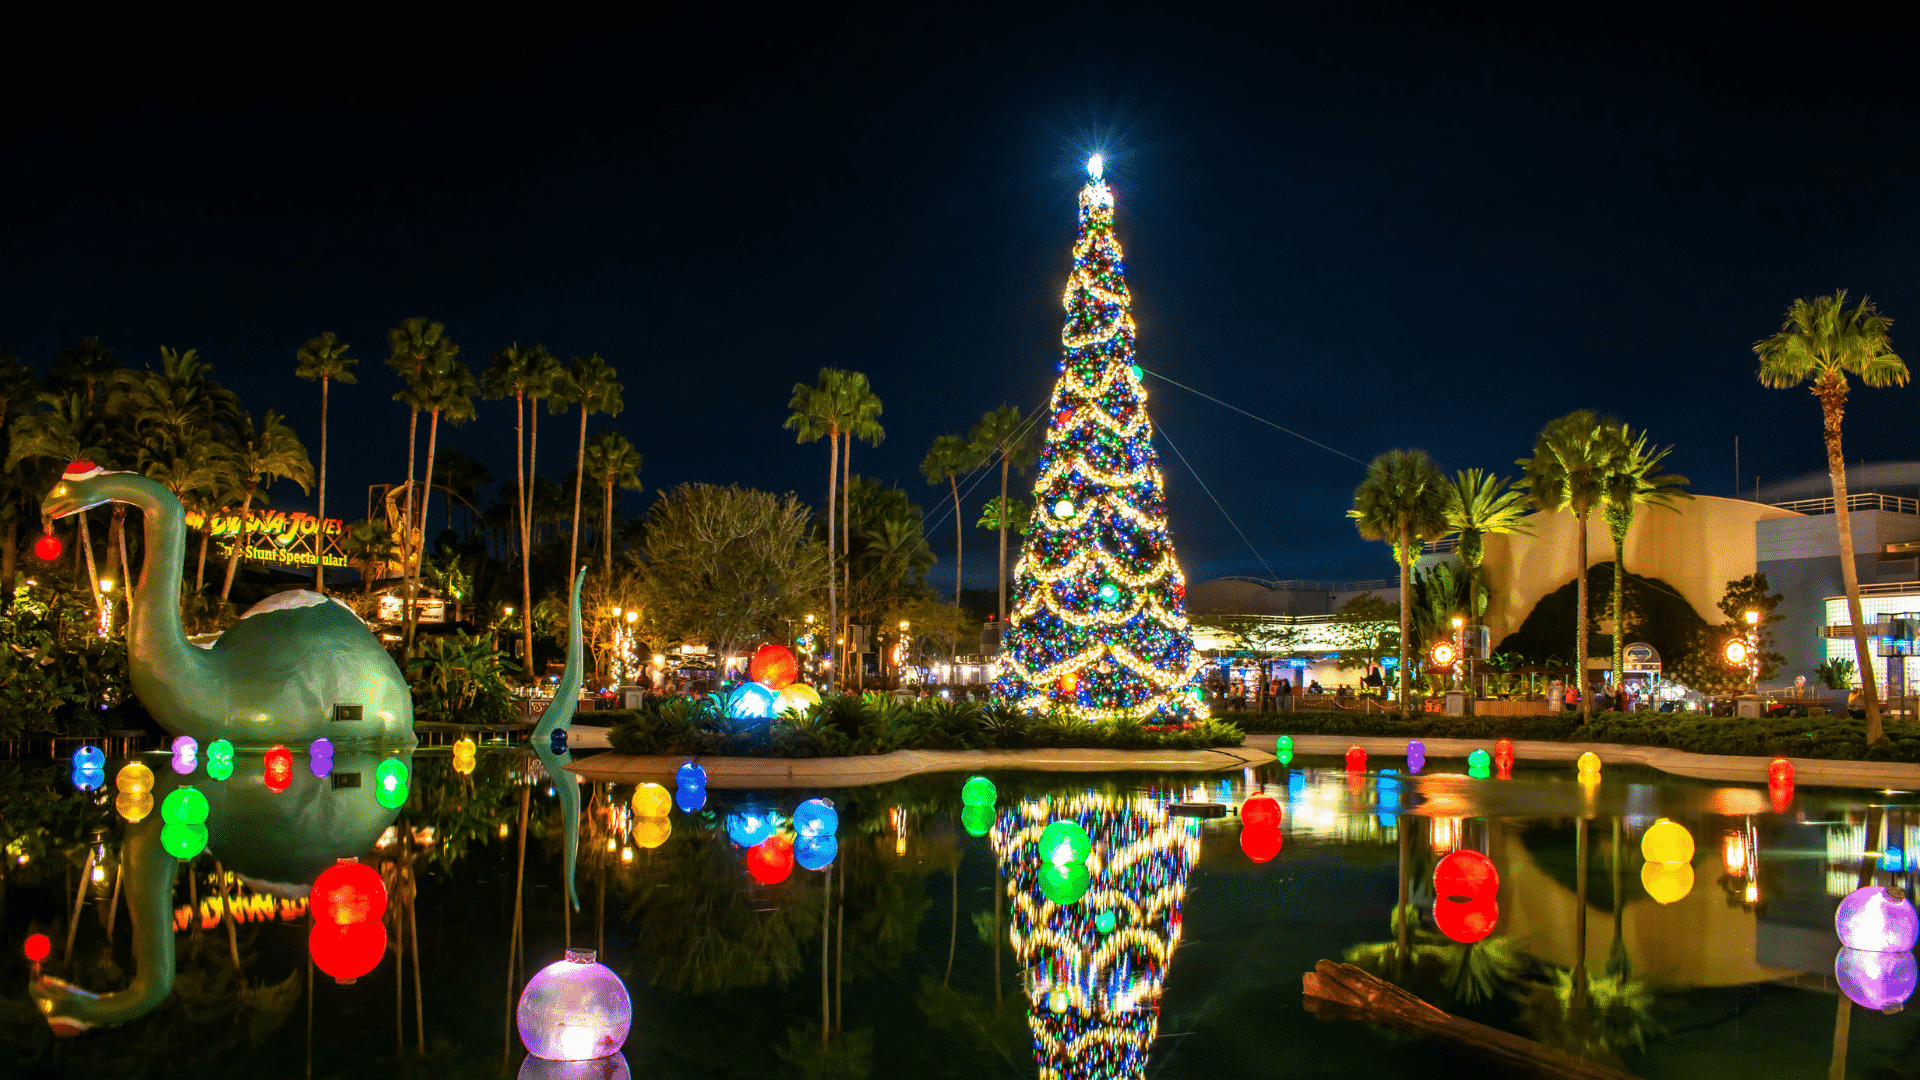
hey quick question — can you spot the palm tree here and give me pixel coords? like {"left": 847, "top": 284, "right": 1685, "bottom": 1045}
{"left": 483, "top": 344, "right": 548, "bottom": 675}
{"left": 0, "top": 352, "right": 39, "bottom": 608}
{"left": 567, "top": 355, "right": 624, "bottom": 591}
{"left": 1598, "top": 426, "right": 1690, "bottom": 689}
{"left": 1348, "top": 449, "right": 1450, "bottom": 716}
{"left": 1756, "top": 291, "right": 1909, "bottom": 744}
{"left": 785, "top": 371, "right": 859, "bottom": 687}
{"left": 1441, "top": 469, "right": 1534, "bottom": 627}
{"left": 219, "top": 410, "right": 314, "bottom": 602}
{"left": 399, "top": 354, "right": 477, "bottom": 648}
{"left": 583, "top": 431, "right": 643, "bottom": 584}
{"left": 386, "top": 319, "right": 456, "bottom": 604}
{"left": 837, "top": 374, "right": 884, "bottom": 677}
{"left": 921, "top": 434, "right": 984, "bottom": 608}
{"left": 967, "top": 406, "right": 1038, "bottom": 626}
{"left": 294, "top": 332, "right": 358, "bottom": 592}
{"left": 342, "top": 519, "right": 401, "bottom": 596}
{"left": 9, "top": 391, "right": 110, "bottom": 607}
{"left": 51, "top": 337, "right": 120, "bottom": 408}
{"left": 1518, "top": 411, "right": 1618, "bottom": 722}
{"left": 526, "top": 349, "right": 573, "bottom": 563}
{"left": 140, "top": 440, "right": 234, "bottom": 617}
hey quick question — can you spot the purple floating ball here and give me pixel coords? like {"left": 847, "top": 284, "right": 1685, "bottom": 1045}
{"left": 310, "top": 737, "right": 334, "bottom": 758}
{"left": 517, "top": 948, "right": 632, "bottom": 1060}
{"left": 1837, "top": 886, "right": 1920, "bottom": 952}
{"left": 1837, "top": 947, "right": 1919, "bottom": 1013}
{"left": 1407, "top": 740, "right": 1426, "bottom": 774}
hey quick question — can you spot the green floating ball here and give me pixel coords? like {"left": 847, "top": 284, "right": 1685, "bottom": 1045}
{"left": 206, "top": 739, "right": 235, "bottom": 782}
{"left": 1277, "top": 747, "right": 1295, "bottom": 766}
{"left": 161, "top": 786, "right": 209, "bottom": 826}
{"left": 1038, "top": 820, "right": 1093, "bottom": 868}
{"left": 1468, "top": 749, "right": 1492, "bottom": 771}
{"left": 961, "top": 775, "right": 997, "bottom": 807}
{"left": 1038, "top": 861, "right": 1092, "bottom": 905}
{"left": 1095, "top": 909, "right": 1117, "bottom": 933}
{"left": 160, "top": 822, "right": 208, "bottom": 860}
{"left": 1276, "top": 735, "right": 1293, "bottom": 754}
{"left": 961, "top": 804, "right": 995, "bottom": 838}
{"left": 374, "top": 758, "right": 410, "bottom": 810}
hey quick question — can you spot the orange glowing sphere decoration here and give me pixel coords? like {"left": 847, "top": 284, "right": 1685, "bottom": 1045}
{"left": 1241, "top": 793, "right": 1282, "bottom": 830}
{"left": 310, "top": 920, "right": 387, "bottom": 983}
{"left": 1240, "top": 825, "right": 1283, "bottom": 864}
{"left": 1429, "top": 640, "right": 1456, "bottom": 667}
{"left": 749, "top": 645, "right": 798, "bottom": 691}
{"left": 263, "top": 744, "right": 294, "bottom": 793}
{"left": 1768, "top": 757, "right": 1794, "bottom": 783}
{"left": 747, "top": 835, "right": 795, "bottom": 885}
{"left": 1059, "top": 671, "right": 1079, "bottom": 694}
{"left": 313, "top": 858, "right": 388, "bottom": 927}
{"left": 1723, "top": 639, "right": 1749, "bottom": 665}
{"left": 33, "top": 533, "right": 62, "bottom": 562}
{"left": 1344, "top": 745, "right": 1367, "bottom": 772}
{"left": 1493, "top": 738, "right": 1515, "bottom": 769}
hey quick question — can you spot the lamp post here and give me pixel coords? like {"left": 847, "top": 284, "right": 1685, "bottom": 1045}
{"left": 1744, "top": 610, "right": 1760, "bottom": 702}
{"left": 1450, "top": 615, "right": 1465, "bottom": 695}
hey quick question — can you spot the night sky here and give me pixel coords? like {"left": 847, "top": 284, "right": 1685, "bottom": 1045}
{"left": 6, "top": 3, "right": 1920, "bottom": 591}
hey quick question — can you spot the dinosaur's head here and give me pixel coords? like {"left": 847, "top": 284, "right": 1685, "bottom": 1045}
{"left": 42, "top": 461, "right": 114, "bottom": 521}
{"left": 30, "top": 974, "right": 99, "bottom": 1037}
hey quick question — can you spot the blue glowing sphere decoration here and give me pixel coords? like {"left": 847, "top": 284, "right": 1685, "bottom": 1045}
{"left": 726, "top": 810, "right": 776, "bottom": 848}
{"left": 72, "top": 745, "right": 105, "bottom": 772}
{"left": 550, "top": 729, "right": 569, "bottom": 754}
{"left": 675, "top": 762, "right": 708, "bottom": 789}
{"left": 516, "top": 948, "right": 632, "bottom": 1060}
{"left": 795, "top": 833, "right": 839, "bottom": 871}
{"left": 1837, "top": 947, "right": 1919, "bottom": 1013}
{"left": 71, "top": 766, "right": 103, "bottom": 791}
{"left": 675, "top": 785, "right": 707, "bottom": 813}
{"left": 728, "top": 682, "right": 778, "bottom": 720}
{"left": 793, "top": 798, "right": 838, "bottom": 838}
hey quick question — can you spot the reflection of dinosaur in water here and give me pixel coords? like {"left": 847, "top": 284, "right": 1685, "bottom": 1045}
{"left": 533, "top": 568, "right": 587, "bottom": 911}
{"left": 989, "top": 793, "right": 1197, "bottom": 1080}
{"left": 30, "top": 746, "right": 409, "bottom": 1034}
{"left": 42, "top": 464, "right": 413, "bottom": 745}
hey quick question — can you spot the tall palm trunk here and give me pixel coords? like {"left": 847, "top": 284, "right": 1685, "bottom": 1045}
{"left": 949, "top": 473, "right": 964, "bottom": 607}
{"left": 196, "top": 521, "right": 211, "bottom": 592}
{"left": 843, "top": 432, "right": 853, "bottom": 687}
{"left": 1610, "top": 520, "right": 1628, "bottom": 693}
{"left": 114, "top": 505, "right": 134, "bottom": 628}
{"left": 219, "top": 487, "right": 256, "bottom": 602}
{"left": 1, "top": 519, "right": 15, "bottom": 614}
{"left": 602, "top": 476, "right": 614, "bottom": 584}
{"left": 997, "top": 455, "right": 1010, "bottom": 623}
{"left": 401, "top": 402, "right": 420, "bottom": 600}
{"left": 1820, "top": 381, "right": 1884, "bottom": 742}
{"left": 826, "top": 424, "right": 839, "bottom": 692}
{"left": 569, "top": 404, "right": 588, "bottom": 594}
{"left": 515, "top": 392, "right": 535, "bottom": 680}
{"left": 315, "top": 374, "right": 329, "bottom": 592}
{"left": 1575, "top": 508, "right": 1591, "bottom": 721}
{"left": 406, "top": 408, "right": 442, "bottom": 650}
{"left": 1396, "top": 526, "right": 1411, "bottom": 716}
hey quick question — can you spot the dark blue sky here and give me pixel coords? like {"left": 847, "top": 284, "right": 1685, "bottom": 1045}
{"left": 5, "top": 2, "right": 1919, "bottom": 589}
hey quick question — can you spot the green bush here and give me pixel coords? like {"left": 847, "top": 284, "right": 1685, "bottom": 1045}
{"left": 604, "top": 693, "right": 1244, "bottom": 758}
{"left": 1229, "top": 708, "right": 1920, "bottom": 762}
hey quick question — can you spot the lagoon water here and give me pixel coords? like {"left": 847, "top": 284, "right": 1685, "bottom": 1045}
{"left": 2, "top": 748, "right": 1915, "bottom": 1078}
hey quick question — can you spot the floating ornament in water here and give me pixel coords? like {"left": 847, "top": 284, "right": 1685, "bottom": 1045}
{"left": 630, "top": 783, "right": 671, "bottom": 818}
{"left": 517, "top": 948, "right": 632, "bottom": 1061}
{"left": 517, "top": 1054, "right": 632, "bottom": 1080}
{"left": 726, "top": 810, "right": 775, "bottom": 848}
{"left": 1240, "top": 793, "right": 1281, "bottom": 830}
{"left": 795, "top": 832, "right": 838, "bottom": 871}
{"left": 1837, "top": 947, "right": 1918, "bottom": 1013}
{"left": 1344, "top": 745, "right": 1366, "bottom": 772}
{"left": 1837, "top": 885, "right": 1920, "bottom": 952}
{"left": 115, "top": 761, "right": 154, "bottom": 795}
{"left": 206, "top": 739, "right": 235, "bottom": 781}
{"left": 1467, "top": 749, "right": 1492, "bottom": 778}
{"left": 1641, "top": 860, "right": 1694, "bottom": 905}
{"left": 1406, "top": 740, "right": 1425, "bottom": 773}
{"left": 961, "top": 775, "right": 997, "bottom": 807}
{"left": 793, "top": 798, "right": 838, "bottom": 838}
{"left": 1641, "top": 819, "right": 1695, "bottom": 865}
{"left": 675, "top": 761, "right": 708, "bottom": 789}
{"left": 674, "top": 785, "right": 706, "bottom": 814}
{"left": 960, "top": 803, "right": 994, "bottom": 837}
{"left": 747, "top": 835, "right": 795, "bottom": 885}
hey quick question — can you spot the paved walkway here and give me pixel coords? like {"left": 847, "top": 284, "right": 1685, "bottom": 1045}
{"left": 565, "top": 743, "right": 1274, "bottom": 787}
{"left": 1243, "top": 733, "right": 1920, "bottom": 789}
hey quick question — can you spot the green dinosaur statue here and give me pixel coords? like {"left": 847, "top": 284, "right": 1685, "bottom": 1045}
{"left": 532, "top": 567, "right": 588, "bottom": 911}
{"left": 31, "top": 745, "right": 410, "bottom": 1033}
{"left": 41, "top": 462, "right": 414, "bottom": 745}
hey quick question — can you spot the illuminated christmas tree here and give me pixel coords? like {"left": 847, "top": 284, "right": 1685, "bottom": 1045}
{"left": 993, "top": 153, "right": 1202, "bottom": 718}
{"left": 991, "top": 793, "right": 1197, "bottom": 1080}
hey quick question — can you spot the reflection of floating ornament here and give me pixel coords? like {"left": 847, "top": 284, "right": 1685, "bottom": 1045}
{"left": 726, "top": 811, "right": 775, "bottom": 848}
{"left": 311, "top": 921, "right": 386, "bottom": 984}
{"left": 1038, "top": 861, "right": 1092, "bottom": 904}
{"left": 1434, "top": 895, "right": 1498, "bottom": 943}
{"left": 116, "top": 791, "right": 154, "bottom": 822}
{"left": 206, "top": 739, "right": 234, "bottom": 781}
{"left": 1768, "top": 775, "right": 1794, "bottom": 813}
{"left": 1641, "top": 860, "right": 1694, "bottom": 904}
{"left": 72, "top": 745, "right": 105, "bottom": 772}
{"left": 1467, "top": 749, "right": 1492, "bottom": 778}
{"left": 1434, "top": 849, "right": 1498, "bottom": 902}
{"left": 1493, "top": 738, "right": 1514, "bottom": 771}
{"left": 960, "top": 804, "right": 995, "bottom": 837}
{"left": 314, "top": 858, "right": 388, "bottom": 926}
{"left": 793, "top": 798, "right": 838, "bottom": 838}
{"left": 747, "top": 835, "right": 795, "bottom": 885}
{"left": 160, "top": 823, "right": 208, "bottom": 859}
{"left": 1239, "top": 825, "right": 1283, "bottom": 864}
{"left": 1837, "top": 947, "right": 1918, "bottom": 1013}
{"left": 795, "top": 833, "right": 838, "bottom": 871}
{"left": 517, "top": 1055, "right": 632, "bottom": 1080}
{"left": 632, "top": 818, "right": 670, "bottom": 850}
{"left": 1039, "top": 820, "right": 1093, "bottom": 867}
{"left": 374, "top": 758, "right": 410, "bottom": 810}
{"left": 1837, "top": 885, "right": 1920, "bottom": 952}
{"left": 674, "top": 785, "right": 706, "bottom": 813}
{"left": 115, "top": 761, "right": 154, "bottom": 794}
{"left": 518, "top": 948, "right": 632, "bottom": 1061}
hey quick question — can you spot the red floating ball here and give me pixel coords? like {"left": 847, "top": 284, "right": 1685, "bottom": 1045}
{"left": 1494, "top": 738, "right": 1515, "bottom": 768}
{"left": 313, "top": 859, "right": 388, "bottom": 926}
{"left": 23, "top": 933, "right": 50, "bottom": 962}
{"left": 310, "top": 920, "right": 387, "bottom": 983}
{"left": 1768, "top": 757, "right": 1794, "bottom": 784}
{"left": 1239, "top": 824, "right": 1283, "bottom": 864}
{"left": 1344, "top": 745, "right": 1367, "bottom": 772}
{"left": 1240, "top": 793, "right": 1282, "bottom": 830}
{"left": 1769, "top": 776, "right": 1795, "bottom": 814}
{"left": 33, "top": 534, "right": 62, "bottom": 562}
{"left": 264, "top": 744, "right": 294, "bottom": 793}
{"left": 1434, "top": 895, "right": 1499, "bottom": 943}
{"left": 747, "top": 834, "right": 795, "bottom": 885}
{"left": 1434, "top": 849, "right": 1499, "bottom": 903}
{"left": 749, "top": 645, "right": 798, "bottom": 691}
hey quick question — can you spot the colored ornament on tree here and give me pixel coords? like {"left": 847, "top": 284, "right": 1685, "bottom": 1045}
{"left": 990, "top": 156, "right": 1201, "bottom": 719}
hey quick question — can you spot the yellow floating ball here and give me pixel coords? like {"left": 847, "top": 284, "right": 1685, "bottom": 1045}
{"left": 1641, "top": 818, "right": 1695, "bottom": 865}
{"left": 633, "top": 817, "right": 671, "bottom": 850}
{"left": 1576, "top": 751, "right": 1601, "bottom": 776}
{"left": 115, "top": 790, "right": 154, "bottom": 823}
{"left": 632, "top": 782, "right": 673, "bottom": 818}
{"left": 1641, "top": 859, "right": 1695, "bottom": 905}
{"left": 115, "top": 761, "right": 155, "bottom": 795}
{"left": 775, "top": 683, "right": 822, "bottom": 716}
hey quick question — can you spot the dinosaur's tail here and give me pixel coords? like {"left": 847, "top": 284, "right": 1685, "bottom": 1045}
{"left": 531, "top": 567, "right": 587, "bottom": 911}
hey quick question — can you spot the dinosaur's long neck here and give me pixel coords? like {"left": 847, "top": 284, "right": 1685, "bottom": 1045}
{"left": 98, "top": 474, "right": 217, "bottom": 723}
{"left": 532, "top": 567, "right": 587, "bottom": 911}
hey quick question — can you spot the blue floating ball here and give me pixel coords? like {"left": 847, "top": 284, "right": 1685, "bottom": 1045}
{"left": 1884, "top": 846, "right": 1907, "bottom": 873}
{"left": 676, "top": 762, "right": 708, "bottom": 789}
{"left": 549, "top": 729, "right": 569, "bottom": 754}
{"left": 675, "top": 785, "right": 707, "bottom": 813}
{"left": 728, "top": 682, "right": 778, "bottom": 720}
{"left": 727, "top": 810, "right": 776, "bottom": 847}
{"left": 72, "top": 745, "right": 105, "bottom": 772}
{"left": 795, "top": 833, "right": 839, "bottom": 871}
{"left": 71, "top": 766, "right": 104, "bottom": 792}
{"left": 793, "top": 798, "right": 838, "bottom": 838}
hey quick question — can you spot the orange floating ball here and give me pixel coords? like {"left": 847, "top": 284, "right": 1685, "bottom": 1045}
{"left": 749, "top": 645, "right": 799, "bottom": 691}
{"left": 1493, "top": 738, "right": 1515, "bottom": 769}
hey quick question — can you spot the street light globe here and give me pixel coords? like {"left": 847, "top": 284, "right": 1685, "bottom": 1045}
{"left": 1451, "top": 616, "right": 1463, "bottom": 628}
{"left": 610, "top": 607, "right": 621, "bottom": 617}
{"left": 99, "top": 579, "right": 114, "bottom": 592}
{"left": 504, "top": 606, "right": 515, "bottom": 616}
{"left": 1087, "top": 152, "right": 1104, "bottom": 179}
{"left": 899, "top": 621, "right": 910, "bottom": 631}
{"left": 651, "top": 654, "right": 664, "bottom": 666}
{"left": 1745, "top": 610, "right": 1760, "bottom": 625}
{"left": 625, "top": 612, "right": 637, "bottom": 623}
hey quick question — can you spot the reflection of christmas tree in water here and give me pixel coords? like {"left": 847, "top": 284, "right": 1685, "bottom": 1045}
{"left": 990, "top": 792, "right": 1198, "bottom": 1079}
{"left": 993, "top": 154, "right": 1201, "bottom": 719}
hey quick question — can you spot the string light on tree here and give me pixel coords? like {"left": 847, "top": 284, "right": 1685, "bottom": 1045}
{"left": 992, "top": 153, "right": 1202, "bottom": 719}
